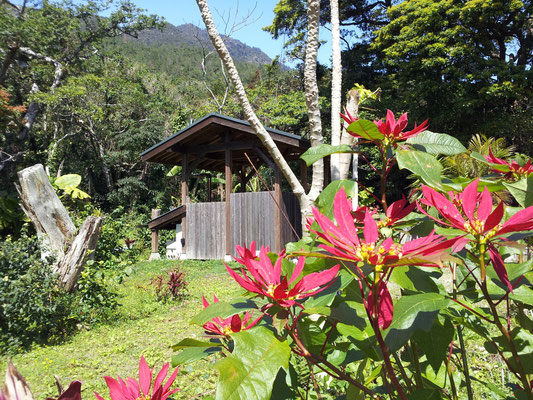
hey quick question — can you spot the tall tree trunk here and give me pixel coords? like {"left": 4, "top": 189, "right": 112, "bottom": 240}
{"left": 195, "top": 0, "right": 312, "bottom": 221}
{"left": 329, "top": 0, "right": 343, "bottom": 181}
{"left": 345, "top": 89, "right": 360, "bottom": 207}
{"left": 304, "top": 0, "right": 325, "bottom": 201}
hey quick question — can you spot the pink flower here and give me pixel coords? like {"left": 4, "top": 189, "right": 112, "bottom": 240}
{"left": 94, "top": 356, "right": 179, "bottom": 400}
{"left": 485, "top": 149, "right": 533, "bottom": 181}
{"left": 419, "top": 179, "right": 533, "bottom": 291}
{"left": 202, "top": 295, "right": 261, "bottom": 336}
{"left": 226, "top": 244, "right": 340, "bottom": 308}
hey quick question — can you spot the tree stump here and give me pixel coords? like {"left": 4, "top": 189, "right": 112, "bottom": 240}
{"left": 17, "top": 164, "right": 103, "bottom": 292}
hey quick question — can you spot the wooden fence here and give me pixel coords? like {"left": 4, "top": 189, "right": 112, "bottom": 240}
{"left": 185, "top": 191, "right": 301, "bottom": 260}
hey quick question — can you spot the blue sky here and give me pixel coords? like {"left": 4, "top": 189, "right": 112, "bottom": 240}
{"left": 127, "top": 0, "right": 334, "bottom": 66}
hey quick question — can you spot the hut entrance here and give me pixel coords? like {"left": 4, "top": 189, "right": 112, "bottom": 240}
{"left": 141, "top": 113, "right": 309, "bottom": 260}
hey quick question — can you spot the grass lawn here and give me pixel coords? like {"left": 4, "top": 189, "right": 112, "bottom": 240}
{"left": 0, "top": 259, "right": 241, "bottom": 399}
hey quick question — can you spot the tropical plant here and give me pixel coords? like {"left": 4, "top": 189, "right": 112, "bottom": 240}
{"left": 173, "top": 110, "right": 533, "bottom": 399}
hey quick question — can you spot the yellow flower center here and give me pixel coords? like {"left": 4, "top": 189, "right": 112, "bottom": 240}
{"left": 267, "top": 284, "right": 276, "bottom": 297}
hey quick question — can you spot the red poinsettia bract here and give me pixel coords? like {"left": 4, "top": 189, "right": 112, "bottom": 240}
{"left": 226, "top": 244, "right": 339, "bottom": 308}
{"left": 374, "top": 109, "right": 428, "bottom": 142}
{"left": 202, "top": 294, "right": 261, "bottom": 336}
{"left": 485, "top": 149, "right": 533, "bottom": 181}
{"left": 94, "top": 356, "right": 179, "bottom": 400}
{"left": 419, "top": 179, "right": 533, "bottom": 291}
{"left": 309, "top": 188, "right": 456, "bottom": 267}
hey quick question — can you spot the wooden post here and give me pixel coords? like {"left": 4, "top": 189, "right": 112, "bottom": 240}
{"left": 181, "top": 154, "right": 189, "bottom": 254}
{"left": 149, "top": 209, "right": 161, "bottom": 261}
{"left": 274, "top": 167, "right": 283, "bottom": 253}
{"left": 207, "top": 175, "right": 212, "bottom": 202}
{"left": 225, "top": 147, "right": 232, "bottom": 258}
{"left": 300, "top": 160, "right": 308, "bottom": 192}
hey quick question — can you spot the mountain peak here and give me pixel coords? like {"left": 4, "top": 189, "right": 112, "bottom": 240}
{"left": 129, "top": 22, "right": 271, "bottom": 65}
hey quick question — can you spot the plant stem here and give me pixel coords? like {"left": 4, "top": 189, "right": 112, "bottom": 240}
{"left": 457, "top": 326, "right": 474, "bottom": 400}
{"left": 479, "top": 251, "right": 532, "bottom": 398}
{"left": 452, "top": 262, "right": 474, "bottom": 400}
{"left": 409, "top": 340, "right": 424, "bottom": 389}
{"left": 375, "top": 327, "right": 409, "bottom": 400}
{"left": 380, "top": 150, "right": 388, "bottom": 210}
{"left": 287, "top": 330, "right": 381, "bottom": 399}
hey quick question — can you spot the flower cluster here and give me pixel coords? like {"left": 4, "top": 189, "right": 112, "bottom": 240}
{"left": 485, "top": 149, "right": 533, "bottom": 181}
{"left": 419, "top": 179, "right": 533, "bottom": 291}
{"left": 226, "top": 243, "right": 339, "bottom": 308}
{"left": 344, "top": 109, "right": 428, "bottom": 147}
{"left": 307, "top": 188, "right": 457, "bottom": 329}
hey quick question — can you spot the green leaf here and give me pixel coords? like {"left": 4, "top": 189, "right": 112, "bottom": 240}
{"left": 300, "top": 144, "right": 354, "bottom": 166}
{"left": 346, "top": 119, "right": 384, "bottom": 141}
{"left": 406, "top": 131, "right": 466, "bottom": 155}
{"left": 215, "top": 327, "right": 290, "bottom": 400}
{"left": 503, "top": 175, "right": 533, "bottom": 207}
{"left": 396, "top": 150, "right": 443, "bottom": 189}
{"left": 167, "top": 165, "right": 180, "bottom": 177}
{"left": 316, "top": 180, "right": 356, "bottom": 218}
{"left": 172, "top": 338, "right": 217, "bottom": 350}
{"left": 172, "top": 346, "right": 222, "bottom": 365}
{"left": 55, "top": 174, "right": 82, "bottom": 190}
{"left": 407, "top": 389, "right": 443, "bottom": 400}
{"left": 385, "top": 293, "right": 450, "bottom": 351}
{"left": 390, "top": 266, "right": 444, "bottom": 294}
{"left": 191, "top": 299, "right": 257, "bottom": 326}
{"left": 413, "top": 317, "right": 454, "bottom": 373}
{"left": 303, "top": 269, "right": 353, "bottom": 308}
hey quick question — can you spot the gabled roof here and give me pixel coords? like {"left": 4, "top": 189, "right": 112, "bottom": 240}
{"left": 140, "top": 113, "right": 309, "bottom": 172}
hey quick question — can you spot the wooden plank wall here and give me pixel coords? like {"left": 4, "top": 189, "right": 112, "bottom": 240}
{"left": 185, "top": 202, "right": 226, "bottom": 259}
{"left": 231, "top": 192, "right": 275, "bottom": 254}
{"left": 185, "top": 192, "right": 301, "bottom": 259}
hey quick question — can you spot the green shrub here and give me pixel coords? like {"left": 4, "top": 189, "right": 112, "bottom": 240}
{"left": 0, "top": 234, "right": 75, "bottom": 353}
{"left": 0, "top": 234, "right": 118, "bottom": 354}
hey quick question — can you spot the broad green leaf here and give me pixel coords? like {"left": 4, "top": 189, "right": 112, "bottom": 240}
{"left": 485, "top": 328, "right": 533, "bottom": 373}
{"left": 303, "top": 269, "right": 353, "bottom": 308}
{"left": 346, "top": 119, "right": 384, "bottom": 141}
{"left": 301, "top": 144, "right": 354, "bottom": 166}
{"left": 55, "top": 174, "right": 81, "bottom": 189}
{"left": 316, "top": 179, "right": 356, "bottom": 218}
{"left": 413, "top": 317, "right": 454, "bottom": 373}
{"left": 406, "top": 130, "right": 466, "bottom": 155}
{"left": 191, "top": 299, "right": 257, "bottom": 326}
{"left": 390, "top": 266, "right": 443, "bottom": 294}
{"left": 215, "top": 327, "right": 290, "bottom": 400}
{"left": 385, "top": 293, "right": 450, "bottom": 351}
{"left": 172, "top": 338, "right": 218, "bottom": 350}
{"left": 172, "top": 346, "right": 222, "bottom": 365}
{"left": 396, "top": 150, "right": 443, "bottom": 189}
{"left": 71, "top": 187, "right": 90, "bottom": 199}
{"left": 503, "top": 175, "right": 533, "bottom": 207}
{"left": 270, "top": 367, "right": 296, "bottom": 400}
{"left": 407, "top": 388, "right": 443, "bottom": 399}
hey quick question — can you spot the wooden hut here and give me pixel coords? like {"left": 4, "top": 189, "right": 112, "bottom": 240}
{"left": 141, "top": 113, "right": 310, "bottom": 260}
